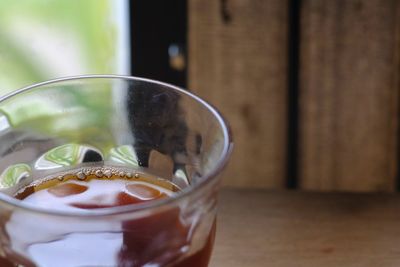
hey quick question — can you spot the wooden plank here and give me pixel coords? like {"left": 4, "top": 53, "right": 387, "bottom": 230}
{"left": 211, "top": 188, "right": 400, "bottom": 267}
{"left": 188, "top": 0, "right": 288, "bottom": 188}
{"left": 298, "top": 0, "right": 400, "bottom": 191}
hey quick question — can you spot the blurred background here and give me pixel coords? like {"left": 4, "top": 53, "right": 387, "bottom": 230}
{"left": 1, "top": 0, "right": 399, "bottom": 193}
{"left": 0, "top": 0, "right": 130, "bottom": 92}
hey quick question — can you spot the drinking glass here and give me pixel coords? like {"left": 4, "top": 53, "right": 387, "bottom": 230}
{"left": 0, "top": 75, "right": 232, "bottom": 267}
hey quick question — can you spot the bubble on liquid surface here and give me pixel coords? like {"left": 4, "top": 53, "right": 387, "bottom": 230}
{"left": 61, "top": 167, "right": 144, "bottom": 181}
{"left": 103, "top": 169, "right": 112, "bottom": 178}
{"left": 76, "top": 171, "right": 86, "bottom": 180}
{"left": 95, "top": 170, "right": 103, "bottom": 178}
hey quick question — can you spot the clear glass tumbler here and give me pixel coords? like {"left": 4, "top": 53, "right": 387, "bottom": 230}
{"left": 0, "top": 75, "right": 232, "bottom": 267}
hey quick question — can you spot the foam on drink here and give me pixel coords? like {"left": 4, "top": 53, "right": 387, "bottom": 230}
{"left": 15, "top": 167, "right": 177, "bottom": 211}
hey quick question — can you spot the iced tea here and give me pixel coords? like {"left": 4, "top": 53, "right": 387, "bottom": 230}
{"left": 1, "top": 167, "right": 215, "bottom": 267}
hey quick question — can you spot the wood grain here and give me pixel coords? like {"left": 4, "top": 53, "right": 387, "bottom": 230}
{"left": 188, "top": 0, "right": 289, "bottom": 188}
{"left": 298, "top": 0, "right": 400, "bottom": 191}
{"left": 211, "top": 188, "right": 400, "bottom": 267}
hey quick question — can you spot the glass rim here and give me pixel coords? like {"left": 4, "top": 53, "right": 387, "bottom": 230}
{"left": 0, "top": 74, "right": 233, "bottom": 217}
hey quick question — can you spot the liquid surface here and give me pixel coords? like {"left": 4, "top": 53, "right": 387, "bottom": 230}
{"left": 15, "top": 166, "right": 178, "bottom": 211}
{"left": 15, "top": 172, "right": 174, "bottom": 212}
{"left": 0, "top": 167, "right": 214, "bottom": 267}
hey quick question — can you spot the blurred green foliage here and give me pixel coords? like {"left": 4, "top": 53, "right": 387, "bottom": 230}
{"left": 0, "top": 1, "right": 128, "bottom": 183}
{"left": 0, "top": 0, "right": 116, "bottom": 92}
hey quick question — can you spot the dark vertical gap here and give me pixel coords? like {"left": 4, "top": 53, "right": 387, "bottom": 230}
{"left": 127, "top": 1, "right": 188, "bottom": 169}
{"left": 129, "top": 0, "right": 187, "bottom": 87}
{"left": 396, "top": 90, "right": 400, "bottom": 191}
{"left": 286, "top": 0, "right": 301, "bottom": 189}
{"left": 395, "top": 3, "right": 400, "bottom": 192}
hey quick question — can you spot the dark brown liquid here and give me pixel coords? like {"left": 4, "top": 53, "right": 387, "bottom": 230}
{"left": 1, "top": 168, "right": 215, "bottom": 267}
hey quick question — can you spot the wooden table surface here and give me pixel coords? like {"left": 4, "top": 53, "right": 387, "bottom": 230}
{"left": 210, "top": 188, "right": 400, "bottom": 267}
